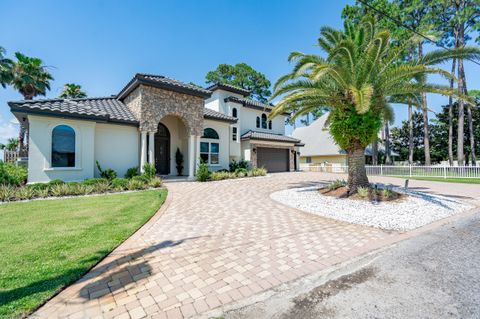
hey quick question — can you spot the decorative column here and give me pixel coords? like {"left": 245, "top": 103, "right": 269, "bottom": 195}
{"left": 140, "top": 131, "right": 147, "bottom": 173}
{"left": 188, "top": 134, "right": 195, "bottom": 179}
{"left": 148, "top": 132, "right": 155, "bottom": 165}
{"left": 194, "top": 135, "right": 201, "bottom": 174}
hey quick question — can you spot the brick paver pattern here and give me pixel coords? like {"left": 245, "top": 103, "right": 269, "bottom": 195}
{"left": 33, "top": 173, "right": 401, "bottom": 319}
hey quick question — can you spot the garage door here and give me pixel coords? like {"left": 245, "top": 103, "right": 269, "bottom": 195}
{"left": 257, "top": 147, "right": 289, "bottom": 172}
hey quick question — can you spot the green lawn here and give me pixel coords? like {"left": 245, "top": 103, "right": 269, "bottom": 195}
{"left": 0, "top": 189, "right": 167, "bottom": 319}
{"left": 389, "top": 176, "right": 480, "bottom": 184}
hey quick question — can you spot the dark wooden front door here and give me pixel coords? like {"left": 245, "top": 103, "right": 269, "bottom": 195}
{"left": 155, "top": 123, "right": 170, "bottom": 175}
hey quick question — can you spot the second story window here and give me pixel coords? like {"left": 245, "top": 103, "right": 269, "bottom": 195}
{"left": 232, "top": 108, "right": 237, "bottom": 118}
{"left": 256, "top": 116, "right": 260, "bottom": 128}
{"left": 261, "top": 114, "right": 267, "bottom": 129}
{"left": 232, "top": 127, "right": 238, "bottom": 141}
{"left": 268, "top": 120, "right": 272, "bottom": 130}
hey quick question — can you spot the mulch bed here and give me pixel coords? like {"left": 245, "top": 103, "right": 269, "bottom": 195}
{"left": 319, "top": 186, "right": 403, "bottom": 202}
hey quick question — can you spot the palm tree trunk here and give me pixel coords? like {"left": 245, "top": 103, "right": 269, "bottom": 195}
{"left": 408, "top": 103, "right": 414, "bottom": 164}
{"left": 461, "top": 66, "right": 476, "bottom": 165}
{"left": 372, "top": 138, "right": 378, "bottom": 165}
{"left": 448, "top": 56, "right": 456, "bottom": 166}
{"left": 385, "top": 122, "right": 392, "bottom": 165}
{"left": 457, "top": 21, "right": 466, "bottom": 166}
{"left": 347, "top": 140, "right": 369, "bottom": 194}
{"left": 418, "top": 43, "right": 431, "bottom": 165}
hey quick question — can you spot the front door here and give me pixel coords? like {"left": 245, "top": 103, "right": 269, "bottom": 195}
{"left": 155, "top": 123, "right": 170, "bottom": 175}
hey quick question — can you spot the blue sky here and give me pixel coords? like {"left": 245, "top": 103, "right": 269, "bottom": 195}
{"left": 1, "top": 0, "right": 479, "bottom": 144}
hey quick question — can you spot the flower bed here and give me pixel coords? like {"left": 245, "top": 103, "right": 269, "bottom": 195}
{"left": 195, "top": 162, "right": 267, "bottom": 182}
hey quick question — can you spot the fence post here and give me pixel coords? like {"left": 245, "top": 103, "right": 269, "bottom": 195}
{"left": 409, "top": 165, "right": 412, "bottom": 177}
{"left": 380, "top": 164, "right": 383, "bottom": 176}
{"left": 443, "top": 166, "right": 447, "bottom": 179}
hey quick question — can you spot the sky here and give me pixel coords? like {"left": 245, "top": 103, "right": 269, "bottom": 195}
{"left": 1, "top": 0, "right": 479, "bottom": 146}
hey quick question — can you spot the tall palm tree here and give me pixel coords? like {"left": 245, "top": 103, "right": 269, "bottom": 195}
{"left": 11, "top": 52, "right": 53, "bottom": 150}
{"left": 0, "top": 46, "right": 12, "bottom": 88}
{"left": 59, "top": 83, "right": 87, "bottom": 98}
{"left": 270, "top": 19, "right": 478, "bottom": 193}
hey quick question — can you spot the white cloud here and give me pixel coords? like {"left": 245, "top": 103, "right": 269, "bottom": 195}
{"left": 0, "top": 114, "right": 18, "bottom": 144}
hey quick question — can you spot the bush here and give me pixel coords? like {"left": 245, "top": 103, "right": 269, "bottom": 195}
{"left": 251, "top": 167, "right": 267, "bottom": 177}
{"left": 143, "top": 163, "right": 156, "bottom": 180}
{"left": 327, "top": 179, "right": 346, "bottom": 191}
{"left": 35, "top": 187, "right": 50, "bottom": 198}
{"left": 93, "top": 181, "right": 111, "bottom": 193}
{"left": 96, "top": 161, "right": 117, "bottom": 180}
{"left": 50, "top": 184, "right": 72, "bottom": 197}
{"left": 125, "top": 167, "right": 139, "bottom": 179}
{"left": 175, "top": 148, "right": 184, "bottom": 176}
{"left": 235, "top": 168, "right": 248, "bottom": 177}
{"left": 111, "top": 178, "right": 129, "bottom": 190}
{"left": 27, "top": 183, "right": 49, "bottom": 191}
{"left": 357, "top": 186, "right": 370, "bottom": 198}
{"left": 83, "top": 178, "right": 108, "bottom": 186}
{"left": 127, "top": 178, "right": 146, "bottom": 190}
{"left": 0, "top": 162, "right": 27, "bottom": 186}
{"left": 211, "top": 171, "right": 236, "bottom": 181}
{"left": 148, "top": 177, "right": 163, "bottom": 188}
{"left": 0, "top": 185, "right": 15, "bottom": 201}
{"left": 196, "top": 162, "right": 210, "bottom": 182}
{"left": 229, "top": 159, "right": 249, "bottom": 172}
{"left": 16, "top": 187, "right": 36, "bottom": 200}
{"left": 48, "top": 179, "right": 64, "bottom": 186}
{"left": 132, "top": 175, "right": 150, "bottom": 183}
{"left": 382, "top": 187, "right": 394, "bottom": 199}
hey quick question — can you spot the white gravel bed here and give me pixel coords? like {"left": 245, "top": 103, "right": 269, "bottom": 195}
{"left": 270, "top": 185, "right": 474, "bottom": 231}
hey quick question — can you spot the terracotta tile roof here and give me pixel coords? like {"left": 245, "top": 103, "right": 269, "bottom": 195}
{"left": 206, "top": 83, "right": 250, "bottom": 96}
{"left": 117, "top": 73, "right": 212, "bottom": 99}
{"left": 241, "top": 130, "right": 301, "bottom": 144}
{"left": 224, "top": 96, "right": 291, "bottom": 115}
{"left": 8, "top": 97, "right": 138, "bottom": 124}
{"left": 203, "top": 108, "right": 238, "bottom": 123}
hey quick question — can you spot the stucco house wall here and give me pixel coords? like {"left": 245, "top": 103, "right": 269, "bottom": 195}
{"left": 202, "top": 119, "right": 230, "bottom": 171}
{"left": 300, "top": 154, "right": 347, "bottom": 165}
{"left": 28, "top": 115, "right": 96, "bottom": 183}
{"left": 94, "top": 123, "right": 139, "bottom": 178}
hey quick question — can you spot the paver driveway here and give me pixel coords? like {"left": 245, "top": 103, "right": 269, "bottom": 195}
{"left": 33, "top": 173, "right": 402, "bottom": 319}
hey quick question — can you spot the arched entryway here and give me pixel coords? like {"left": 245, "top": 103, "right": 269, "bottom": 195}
{"left": 155, "top": 123, "right": 170, "bottom": 175}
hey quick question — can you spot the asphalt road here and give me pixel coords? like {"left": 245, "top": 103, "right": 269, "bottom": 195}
{"left": 224, "top": 212, "right": 480, "bottom": 319}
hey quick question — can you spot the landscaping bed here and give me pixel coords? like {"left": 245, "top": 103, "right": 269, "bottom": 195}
{"left": 196, "top": 160, "right": 267, "bottom": 182}
{"left": 0, "top": 189, "right": 167, "bottom": 319}
{"left": 270, "top": 183, "right": 473, "bottom": 231}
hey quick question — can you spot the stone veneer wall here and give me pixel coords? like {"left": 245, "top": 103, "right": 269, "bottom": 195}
{"left": 124, "top": 84, "right": 204, "bottom": 135}
{"left": 250, "top": 142, "right": 295, "bottom": 172}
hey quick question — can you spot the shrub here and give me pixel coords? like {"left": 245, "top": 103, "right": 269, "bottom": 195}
{"left": 382, "top": 187, "right": 394, "bottom": 199}
{"left": 111, "top": 178, "right": 129, "bottom": 190}
{"left": 0, "top": 185, "right": 15, "bottom": 202}
{"left": 127, "top": 178, "right": 146, "bottom": 190}
{"left": 251, "top": 167, "right": 267, "bottom": 177}
{"left": 35, "top": 187, "right": 50, "bottom": 198}
{"left": 143, "top": 163, "right": 156, "bottom": 180}
{"left": 357, "top": 186, "right": 370, "bottom": 198}
{"left": 125, "top": 167, "right": 139, "bottom": 179}
{"left": 229, "top": 159, "right": 249, "bottom": 172}
{"left": 235, "top": 168, "right": 248, "bottom": 177}
{"left": 50, "top": 184, "right": 71, "bottom": 197}
{"left": 48, "top": 179, "right": 64, "bottom": 186}
{"left": 211, "top": 171, "right": 236, "bottom": 181}
{"left": 27, "top": 183, "right": 49, "bottom": 191}
{"left": 132, "top": 175, "right": 150, "bottom": 183}
{"left": 196, "top": 162, "right": 210, "bottom": 182}
{"left": 16, "top": 187, "right": 36, "bottom": 200}
{"left": 327, "top": 179, "right": 346, "bottom": 191}
{"left": 93, "top": 181, "right": 111, "bottom": 193}
{"left": 0, "top": 162, "right": 27, "bottom": 186}
{"left": 83, "top": 178, "right": 108, "bottom": 186}
{"left": 96, "top": 161, "right": 117, "bottom": 180}
{"left": 148, "top": 177, "right": 163, "bottom": 188}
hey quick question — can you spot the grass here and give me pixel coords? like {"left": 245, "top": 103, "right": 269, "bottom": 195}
{"left": 406, "top": 177, "right": 480, "bottom": 184}
{"left": 0, "top": 189, "right": 167, "bottom": 319}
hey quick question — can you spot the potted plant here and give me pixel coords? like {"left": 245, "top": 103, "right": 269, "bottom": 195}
{"left": 175, "top": 148, "right": 184, "bottom": 176}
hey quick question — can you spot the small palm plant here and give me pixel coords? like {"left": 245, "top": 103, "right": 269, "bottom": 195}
{"left": 59, "top": 83, "right": 87, "bottom": 98}
{"left": 270, "top": 18, "right": 479, "bottom": 194}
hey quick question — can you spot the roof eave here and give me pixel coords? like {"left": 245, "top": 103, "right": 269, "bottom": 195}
{"left": 203, "top": 115, "right": 238, "bottom": 124}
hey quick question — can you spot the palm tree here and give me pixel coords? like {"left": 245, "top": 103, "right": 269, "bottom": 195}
{"left": 59, "top": 83, "right": 87, "bottom": 98}
{"left": 10, "top": 52, "right": 53, "bottom": 150}
{"left": 270, "top": 19, "right": 479, "bottom": 193}
{"left": 0, "top": 46, "right": 12, "bottom": 88}
{"left": 0, "top": 138, "right": 19, "bottom": 151}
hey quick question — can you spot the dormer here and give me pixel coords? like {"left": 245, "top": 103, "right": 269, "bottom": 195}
{"left": 204, "top": 83, "right": 250, "bottom": 115}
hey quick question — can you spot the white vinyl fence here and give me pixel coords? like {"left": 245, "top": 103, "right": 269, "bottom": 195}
{"left": 300, "top": 164, "right": 480, "bottom": 179}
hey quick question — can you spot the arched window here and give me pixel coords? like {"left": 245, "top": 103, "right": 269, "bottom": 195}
{"left": 52, "top": 125, "right": 75, "bottom": 167}
{"left": 256, "top": 116, "right": 260, "bottom": 128}
{"left": 232, "top": 108, "right": 237, "bottom": 118}
{"left": 268, "top": 120, "right": 272, "bottom": 130}
{"left": 261, "top": 114, "right": 267, "bottom": 129}
{"left": 202, "top": 128, "right": 219, "bottom": 139}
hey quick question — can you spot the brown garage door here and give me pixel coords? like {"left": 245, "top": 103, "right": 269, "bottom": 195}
{"left": 257, "top": 147, "right": 289, "bottom": 172}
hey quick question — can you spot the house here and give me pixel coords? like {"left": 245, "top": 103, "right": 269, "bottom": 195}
{"left": 8, "top": 74, "right": 302, "bottom": 183}
{"left": 292, "top": 113, "right": 395, "bottom": 166}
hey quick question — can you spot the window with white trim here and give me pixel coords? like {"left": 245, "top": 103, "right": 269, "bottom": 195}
{"left": 52, "top": 125, "right": 75, "bottom": 167}
{"left": 261, "top": 113, "right": 267, "bottom": 129}
{"left": 200, "top": 142, "right": 219, "bottom": 165}
{"left": 232, "top": 108, "right": 237, "bottom": 118}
